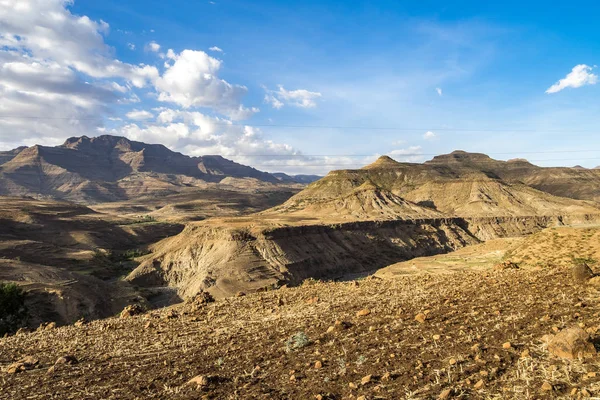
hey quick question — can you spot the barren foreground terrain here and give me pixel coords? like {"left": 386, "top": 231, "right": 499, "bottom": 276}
{"left": 3, "top": 265, "right": 600, "bottom": 399}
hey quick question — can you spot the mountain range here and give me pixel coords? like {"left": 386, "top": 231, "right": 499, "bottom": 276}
{"left": 0, "top": 135, "right": 319, "bottom": 203}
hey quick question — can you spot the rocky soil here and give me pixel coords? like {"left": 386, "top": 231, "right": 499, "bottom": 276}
{"left": 3, "top": 266, "right": 600, "bottom": 399}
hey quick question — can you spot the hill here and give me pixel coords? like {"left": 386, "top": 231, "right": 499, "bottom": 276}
{"left": 0, "top": 135, "right": 293, "bottom": 203}
{"left": 426, "top": 151, "right": 600, "bottom": 202}
{"left": 273, "top": 173, "right": 322, "bottom": 184}
{"left": 271, "top": 152, "right": 600, "bottom": 220}
{"left": 123, "top": 152, "right": 600, "bottom": 299}
{"left": 4, "top": 266, "right": 600, "bottom": 399}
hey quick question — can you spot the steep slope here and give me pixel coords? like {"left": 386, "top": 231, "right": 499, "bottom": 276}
{"left": 0, "top": 135, "right": 284, "bottom": 203}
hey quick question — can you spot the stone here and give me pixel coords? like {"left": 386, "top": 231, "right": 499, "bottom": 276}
{"left": 589, "top": 276, "right": 600, "bottom": 287}
{"left": 74, "top": 318, "right": 86, "bottom": 327}
{"left": 415, "top": 313, "right": 427, "bottom": 324}
{"left": 541, "top": 382, "right": 553, "bottom": 392}
{"left": 356, "top": 309, "right": 371, "bottom": 317}
{"left": 361, "top": 374, "right": 372, "bottom": 385}
{"left": 305, "top": 296, "right": 318, "bottom": 304}
{"left": 120, "top": 304, "right": 144, "bottom": 318}
{"left": 474, "top": 380, "right": 484, "bottom": 390}
{"left": 187, "top": 375, "right": 210, "bottom": 388}
{"left": 572, "top": 263, "right": 594, "bottom": 282}
{"left": 520, "top": 349, "right": 530, "bottom": 358}
{"left": 4, "top": 356, "right": 39, "bottom": 374}
{"left": 494, "top": 261, "right": 520, "bottom": 270}
{"left": 314, "top": 361, "right": 322, "bottom": 369}
{"left": 449, "top": 358, "right": 457, "bottom": 366}
{"left": 433, "top": 334, "right": 441, "bottom": 340}
{"left": 502, "top": 342, "right": 511, "bottom": 349}
{"left": 187, "top": 291, "right": 215, "bottom": 311}
{"left": 439, "top": 388, "right": 452, "bottom": 399}
{"left": 547, "top": 327, "right": 597, "bottom": 359}
{"left": 55, "top": 355, "right": 78, "bottom": 365}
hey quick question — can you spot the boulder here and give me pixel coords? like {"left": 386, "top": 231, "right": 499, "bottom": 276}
{"left": 547, "top": 327, "right": 596, "bottom": 359}
{"left": 572, "top": 263, "right": 594, "bottom": 282}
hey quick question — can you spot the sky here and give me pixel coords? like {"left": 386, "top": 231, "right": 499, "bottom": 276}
{"left": 1, "top": 0, "right": 600, "bottom": 174}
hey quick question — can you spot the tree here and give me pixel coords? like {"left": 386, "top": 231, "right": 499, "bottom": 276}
{"left": 0, "top": 282, "right": 27, "bottom": 336}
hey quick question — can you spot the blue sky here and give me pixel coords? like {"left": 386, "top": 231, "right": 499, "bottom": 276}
{"left": 1, "top": 0, "right": 599, "bottom": 173}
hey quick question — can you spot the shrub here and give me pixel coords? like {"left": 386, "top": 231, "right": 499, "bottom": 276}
{"left": 0, "top": 282, "right": 27, "bottom": 336}
{"left": 285, "top": 331, "right": 310, "bottom": 352}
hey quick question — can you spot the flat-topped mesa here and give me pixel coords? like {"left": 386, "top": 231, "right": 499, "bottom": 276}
{"left": 425, "top": 150, "right": 494, "bottom": 165}
{"left": 363, "top": 155, "right": 403, "bottom": 169}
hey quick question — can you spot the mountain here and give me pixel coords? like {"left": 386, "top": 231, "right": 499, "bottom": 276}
{"left": 424, "top": 150, "right": 600, "bottom": 202}
{"left": 0, "top": 135, "right": 288, "bottom": 203}
{"left": 270, "top": 151, "right": 600, "bottom": 219}
{"left": 272, "top": 173, "right": 322, "bottom": 184}
{"left": 124, "top": 152, "right": 600, "bottom": 299}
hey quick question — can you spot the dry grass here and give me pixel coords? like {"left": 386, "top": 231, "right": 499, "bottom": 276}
{"left": 2, "top": 267, "right": 600, "bottom": 399}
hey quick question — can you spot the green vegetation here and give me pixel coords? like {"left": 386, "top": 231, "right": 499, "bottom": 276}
{"left": 285, "top": 331, "right": 310, "bottom": 352}
{"left": 0, "top": 282, "right": 27, "bottom": 336}
{"left": 90, "top": 248, "right": 151, "bottom": 280}
{"left": 572, "top": 256, "right": 597, "bottom": 267}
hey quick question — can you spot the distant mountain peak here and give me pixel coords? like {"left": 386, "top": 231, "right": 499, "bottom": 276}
{"left": 363, "top": 155, "right": 402, "bottom": 169}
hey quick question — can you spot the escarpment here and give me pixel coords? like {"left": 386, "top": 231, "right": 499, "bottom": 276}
{"left": 127, "top": 214, "right": 600, "bottom": 298}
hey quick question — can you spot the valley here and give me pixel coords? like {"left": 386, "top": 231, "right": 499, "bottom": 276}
{"left": 3, "top": 137, "right": 600, "bottom": 398}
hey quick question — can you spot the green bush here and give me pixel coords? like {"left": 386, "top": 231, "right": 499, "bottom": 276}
{"left": 0, "top": 282, "right": 27, "bottom": 336}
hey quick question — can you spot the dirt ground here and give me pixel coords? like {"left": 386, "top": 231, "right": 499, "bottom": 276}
{"left": 2, "top": 266, "right": 600, "bottom": 399}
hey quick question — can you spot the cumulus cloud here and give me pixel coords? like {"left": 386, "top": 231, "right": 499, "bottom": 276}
{"left": 423, "top": 131, "right": 436, "bottom": 140}
{"left": 209, "top": 46, "right": 223, "bottom": 53}
{"left": 126, "top": 109, "right": 154, "bottom": 120}
{"left": 0, "top": 0, "right": 264, "bottom": 150}
{"left": 389, "top": 146, "right": 424, "bottom": 162}
{"left": 264, "top": 85, "right": 322, "bottom": 109}
{"left": 118, "top": 108, "right": 296, "bottom": 159}
{"left": 546, "top": 64, "right": 598, "bottom": 94}
{"left": 436, "top": 87, "right": 443, "bottom": 96}
{"left": 146, "top": 41, "right": 161, "bottom": 52}
{"left": 0, "top": 0, "right": 325, "bottom": 172}
{"left": 155, "top": 49, "right": 258, "bottom": 119}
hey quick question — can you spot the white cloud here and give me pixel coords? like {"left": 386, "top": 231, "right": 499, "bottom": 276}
{"left": 0, "top": 0, "right": 261, "bottom": 149}
{"left": 146, "top": 41, "right": 161, "bottom": 52}
{"left": 423, "top": 131, "right": 436, "bottom": 140}
{"left": 546, "top": 64, "right": 598, "bottom": 94}
{"left": 264, "top": 85, "right": 322, "bottom": 109}
{"left": 118, "top": 108, "right": 296, "bottom": 159}
{"left": 126, "top": 109, "right": 154, "bottom": 120}
{"left": 436, "top": 87, "right": 443, "bottom": 96}
{"left": 209, "top": 46, "right": 223, "bottom": 53}
{"left": 155, "top": 49, "right": 257, "bottom": 119}
{"left": 389, "top": 146, "right": 424, "bottom": 162}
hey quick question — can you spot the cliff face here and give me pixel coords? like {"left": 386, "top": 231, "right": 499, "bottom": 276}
{"left": 127, "top": 214, "right": 600, "bottom": 298}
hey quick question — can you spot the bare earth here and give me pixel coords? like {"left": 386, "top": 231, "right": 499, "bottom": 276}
{"left": 2, "top": 267, "right": 600, "bottom": 399}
